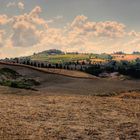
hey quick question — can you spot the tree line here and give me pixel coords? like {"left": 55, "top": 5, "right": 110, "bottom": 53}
{"left": 1, "top": 57, "right": 140, "bottom": 78}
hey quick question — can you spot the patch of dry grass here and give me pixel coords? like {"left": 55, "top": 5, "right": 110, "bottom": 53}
{"left": 0, "top": 64, "right": 139, "bottom": 139}
{"left": 112, "top": 54, "right": 140, "bottom": 61}
{"left": 0, "top": 89, "right": 139, "bottom": 140}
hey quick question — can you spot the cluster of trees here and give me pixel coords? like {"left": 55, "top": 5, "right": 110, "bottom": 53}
{"left": 85, "top": 59, "right": 140, "bottom": 78}
{"left": 28, "top": 61, "right": 86, "bottom": 71}
{"left": 113, "top": 51, "right": 125, "bottom": 55}
{"left": 2, "top": 56, "right": 140, "bottom": 78}
{"left": 113, "top": 51, "right": 140, "bottom": 55}
{"left": 92, "top": 53, "right": 113, "bottom": 60}
{"left": 133, "top": 51, "right": 140, "bottom": 55}
{"left": 34, "top": 49, "right": 65, "bottom": 56}
{"left": 3, "top": 58, "right": 87, "bottom": 71}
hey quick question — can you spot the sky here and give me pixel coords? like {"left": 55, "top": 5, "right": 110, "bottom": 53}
{"left": 0, "top": 0, "right": 140, "bottom": 58}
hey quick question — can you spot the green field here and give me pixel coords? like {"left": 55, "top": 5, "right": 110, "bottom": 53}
{"left": 31, "top": 54, "right": 90, "bottom": 63}
{"left": 30, "top": 50, "right": 140, "bottom": 64}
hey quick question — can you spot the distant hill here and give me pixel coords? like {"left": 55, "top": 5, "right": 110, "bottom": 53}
{"left": 30, "top": 49, "right": 140, "bottom": 64}
{"left": 33, "top": 49, "right": 65, "bottom": 56}
{"left": 31, "top": 49, "right": 89, "bottom": 63}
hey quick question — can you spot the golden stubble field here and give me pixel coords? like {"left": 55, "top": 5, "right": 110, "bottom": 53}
{"left": 112, "top": 54, "right": 140, "bottom": 61}
{"left": 0, "top": 87, "right": 139, "bottom": 140}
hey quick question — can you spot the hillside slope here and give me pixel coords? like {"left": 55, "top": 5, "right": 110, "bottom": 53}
{"left": 0, "top": 63, "right": 140, "bottom": 96}
{"left": 0, "top": 63, "right": 140, "bottom": 139}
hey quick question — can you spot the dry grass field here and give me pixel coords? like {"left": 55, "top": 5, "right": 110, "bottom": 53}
{"left": 0, "top": 88, "right": 140, "bottom": 140}
{"left": 112, "top": 54, "right": 140, "bottom": 61}
{"left": 0, "top": 64, "right": 140, "bottom": 139}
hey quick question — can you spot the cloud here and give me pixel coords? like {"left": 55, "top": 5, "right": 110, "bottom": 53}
{"left": 11, "top": 19, "right": 42, "bottom": 47}
{"left": 8, "top": 13, "right": 133, "bottom": 53}
{"left": 0, "top": 30, "right": 5, "bottom": 47}
{"left": 28, "top": 6, "right": 47, "bottom": 26}
{"left": 69, "top": 15, "right": 126, "bottom": 38}
{"left": 6, "top": 2, "right": 16, "bottom": 8}
{"left": 30, "top": 6, "right": 42, "bottom": 17}
{"left": 3, "top": 6, "right": 47, "bottom": 47}
{"left": 18, "top": 2, "right": 24, "bottom": 10}
{"left": 11, "top": 6, "right": 46, "bottom": 26}
{"left": 128, "top": 30, "right": 140, "bottom": 37}
{"left": 46, "top": 15, "right": 63, "bottom": 24}
{"left": 126, "top": 38, "right": 140, "bottom": 47}
{"left": 0, "top": 15, "right": 8, "bottom": 25}
{"left": 6, "top": 1, "right": 24, "bottom": 10}
{"left": 55, "top": 15, "right": 63, "bottom": 20}
{"left": 0, "top": 6, "right": 140, "bottom": 58}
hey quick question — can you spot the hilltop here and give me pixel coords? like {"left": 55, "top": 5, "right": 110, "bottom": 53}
{"left": 34, "top": 49, "right": 65, "bottom": 56}
{"left": 30, "top": 49, "right": 140, "bottom": 64}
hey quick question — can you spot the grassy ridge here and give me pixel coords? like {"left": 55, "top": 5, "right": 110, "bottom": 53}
{"left": 31, "top": 54, "right": 90, "bottom": 63}
{"left": 30, "top": 49, "right": 140, "bottom": 64}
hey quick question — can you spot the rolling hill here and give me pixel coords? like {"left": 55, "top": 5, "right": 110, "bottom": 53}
{"left": 0, "top": 63, "right": 140, "bottom": 139}
{"left": 0, "top": 63, "right": 140, "bottom": 96}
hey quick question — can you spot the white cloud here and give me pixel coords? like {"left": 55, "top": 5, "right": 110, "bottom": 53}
{"left": 126, "top": 38, "right": 140, "bottom": 47}
{"left": 69, "top": 15, "right": 126, "bottom": 38}
{"left": 0, "top": 6, "right": 140, "bottom": 58}
{"left": 55, "top": 15, "right": 63, "bottom": 20}
{"left": 0, "top": 30, "right": 5, "bottom": 47}
{"left": 0, "top": 15, "right": 8, "bottom": 25}
{"left": 46, "top": 15, "right": 63, "bottom": 24}
{"left": 18, "top": 2, "right": 24, "bottom": 10}
{"left": 128, "top": 30, "right": 140, "bottom": 37}
{"left": 6, "top": 2, "right": 16, "bottom": 8}
{"left": 6, "top": 1, "right": 24, "bottom": 10}
{"left": 30, "top": 6, "right": 42, "bottom": 17}
{"left": 9, "top": 6, "right": 46, "bottom": 47}
{"left": 11, "top": 21, "right": 41, "bottom": 47}
{"left": 11, "top": 6, "right": 46, "bottom": 26}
